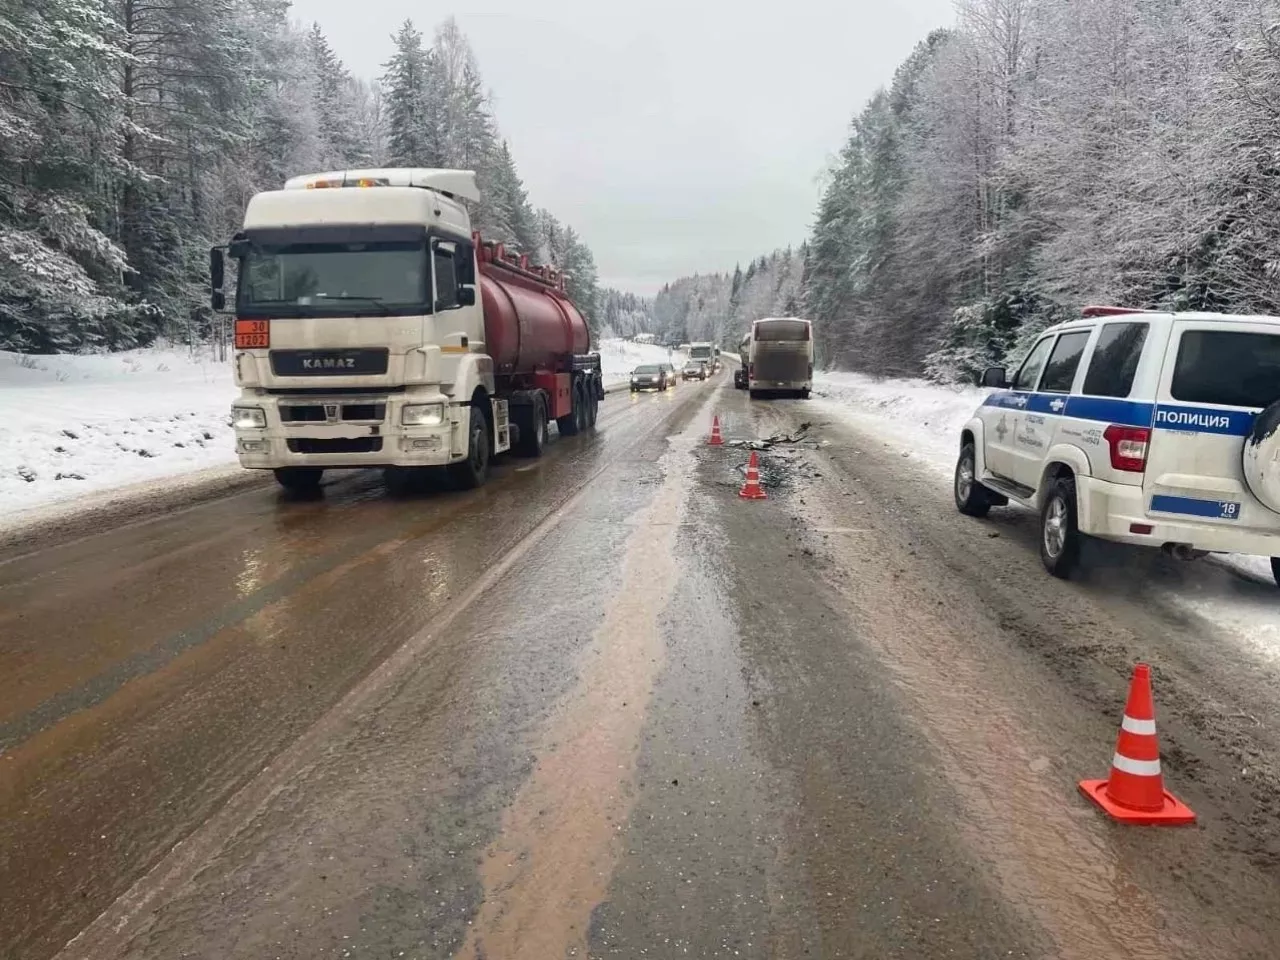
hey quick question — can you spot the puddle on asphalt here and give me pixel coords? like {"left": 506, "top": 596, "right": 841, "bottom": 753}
{"left": 453, "top": 405, "right": 705, "bottom": 960}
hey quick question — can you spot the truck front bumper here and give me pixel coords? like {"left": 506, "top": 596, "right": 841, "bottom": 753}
{"left": 233, "top": 393, "right": 464, "bottom": 470}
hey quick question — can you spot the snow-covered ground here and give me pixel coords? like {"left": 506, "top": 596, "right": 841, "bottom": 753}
{"left": 0, "top": 339, "right": 679, "bottom": 524}
{"left": 812, "top": 370, "right": 1279, "bottom": 648}
{"left": 0, "top": 348, "right": 239, "bottom": 519}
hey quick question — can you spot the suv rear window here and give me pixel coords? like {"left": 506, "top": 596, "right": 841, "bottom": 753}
{"left": 1082, "top": 322, "right": 1147, "bottom": 398}
{"left": 1171, "top": 330, "right": 1280, "bottom": 408}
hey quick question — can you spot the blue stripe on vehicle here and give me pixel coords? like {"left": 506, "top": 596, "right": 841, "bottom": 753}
{"left": 1150, "top": 494, "right": 1241, "bottom": 520}
{"left": 1151, "top": 405, "right": 1255, "bottom": 437}
{"left": 982, "top": 391, "right": 1257, "bottom": 435}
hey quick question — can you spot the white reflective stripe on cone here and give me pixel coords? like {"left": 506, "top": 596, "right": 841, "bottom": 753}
{"left": 1111, "top": 753, "right": 1162, "bottom": 777}
{"left": 1121, "top": 716, "right": 1157, "bottom": 736}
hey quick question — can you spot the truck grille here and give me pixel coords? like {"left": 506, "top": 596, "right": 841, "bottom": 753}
{"left": 287, "top": 438, "right": 384, "bottom": 454}
{"left": 280, "top": 403, "right": 386, "bottom": 423}
{"left": 270, "top": 349, "right": 389, "bottom": 377}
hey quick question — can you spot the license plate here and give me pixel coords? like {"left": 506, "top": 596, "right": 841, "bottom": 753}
{"left": 1149, "top": 494, "right": 1241, "bottom": 521}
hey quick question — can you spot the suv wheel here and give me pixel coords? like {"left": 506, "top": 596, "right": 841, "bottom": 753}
{"left": 953, "top": 443, "right": 990, "bottom": 518}
{"left": 1040, "top": 475, "right": 1082, "bottom": 578}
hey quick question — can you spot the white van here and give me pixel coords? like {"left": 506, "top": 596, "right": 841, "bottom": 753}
{"left": 955, "top": 307, "right": 1280, "bottom": 583}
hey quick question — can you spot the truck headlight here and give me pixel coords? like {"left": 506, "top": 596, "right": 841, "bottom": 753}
{"left": 232, "top": 406, "right": 266, "bottom": 429}
{"left": 402, "top": 402, "right": 445, "bottom": 426}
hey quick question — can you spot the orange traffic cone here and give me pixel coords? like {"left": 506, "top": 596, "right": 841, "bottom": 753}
{"left": 708, "top": 415, "right": 724, "bottom": 446}
{"left": 739, "top": 451, "right": 767, "bottom": 500}
{"left": 1079, "top": 664, "right": 1195, "bottom": 825}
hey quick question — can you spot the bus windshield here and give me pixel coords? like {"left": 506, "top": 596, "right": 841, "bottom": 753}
{"left": 755, "top": 320, "right": 810, "bottom": 342}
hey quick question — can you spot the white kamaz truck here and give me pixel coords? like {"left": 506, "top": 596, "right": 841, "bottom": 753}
{"left": 210, "top": 168, "right": 602, "bottom": 494}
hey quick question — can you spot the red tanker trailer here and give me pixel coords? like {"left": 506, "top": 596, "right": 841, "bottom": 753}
{"left": 212, "top": 167, "right": 604, "bottom": 493}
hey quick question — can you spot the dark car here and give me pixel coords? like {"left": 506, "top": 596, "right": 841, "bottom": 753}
{"left": 682, "top": 361, "right": 707, "bottom": 381}
{"left": 630, "top": 363, "right": 670, "bottom": 392}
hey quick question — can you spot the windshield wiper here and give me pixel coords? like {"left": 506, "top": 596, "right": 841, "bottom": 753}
{"left": 244, "top": 296, "right": 394, "bottom": 316}
{"left": 313, "top": 295, "right": 393, "bottom": 315}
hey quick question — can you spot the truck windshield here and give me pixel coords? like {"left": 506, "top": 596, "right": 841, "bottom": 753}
{"left": 237, "top": 240, "right": 427, "bottom": 318}
{"left": 690, "top": 347, "right": 712, "bottom": 359}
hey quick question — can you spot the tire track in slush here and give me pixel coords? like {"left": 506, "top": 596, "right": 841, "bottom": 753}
{"left": 452, "top": 397, "right": 709, "bottom": 960}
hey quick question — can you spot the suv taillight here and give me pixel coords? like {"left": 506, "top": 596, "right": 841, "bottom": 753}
{"left": 1104, "top": 424, "right": 1150, "bottom": 472}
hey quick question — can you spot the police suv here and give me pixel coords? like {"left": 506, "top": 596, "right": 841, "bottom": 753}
{"left": 955, "top": 307, "right": 1280, "bottom": 584}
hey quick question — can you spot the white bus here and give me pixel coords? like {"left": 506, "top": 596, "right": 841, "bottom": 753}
{"left": 749, "top": 318, "right": 813, "bottom": 399}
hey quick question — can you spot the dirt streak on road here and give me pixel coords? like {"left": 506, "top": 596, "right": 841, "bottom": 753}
{"left": 454, "top": 400, "right": 705, "bottom": 960}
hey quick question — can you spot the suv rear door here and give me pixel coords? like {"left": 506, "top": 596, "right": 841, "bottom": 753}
{"left": 1145, "top": 320, "right": 1280, "bottom": 531}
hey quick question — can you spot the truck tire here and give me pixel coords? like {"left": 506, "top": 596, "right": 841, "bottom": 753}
{"left": 450, "top": 401, "right": 491, "bottom": 489}
{"left": 586, "top": 387, "right": 599, "bottom": 428}
{"left": 274, "top": 467, "right": 323, "bottom": 493}
{"left": 1272, "top": 557, "right": 1280, "bottom": 589}
{"left": 514, "top": 395, "right": 547, "bottom": 458}
{"left": 557, "top": 384, "right": 582, "bottom": 437}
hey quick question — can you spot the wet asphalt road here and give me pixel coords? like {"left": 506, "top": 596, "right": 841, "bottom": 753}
{"left": 5, "top": 366, "right": 1280, "bottom": 959}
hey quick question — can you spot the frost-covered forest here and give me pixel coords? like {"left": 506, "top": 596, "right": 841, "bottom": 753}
{"left": 0, "top": 4, "right": 602, "bottom": 352}
{"left": 803, "top": 0, "right": 1280, "bottom": 380}
{"left": 646, "top": 248, "right": 807, "bottom": 346}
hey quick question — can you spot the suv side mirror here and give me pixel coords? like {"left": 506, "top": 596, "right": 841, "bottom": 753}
{"left": 209, "top": 246, "right": 227, "bottom": 312}
{"left": 458, "top": 286, "right": 476, "bottom": 307}
{"left": 980, "top": 365, "right": 1008, "bottom": 388}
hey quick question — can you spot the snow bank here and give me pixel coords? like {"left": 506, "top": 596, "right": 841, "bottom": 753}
{"left": 0, "top": 348, "right": 237, "bottom": 520}
{"left": 812, "top": 370, "right": 1278, "bottom": 642}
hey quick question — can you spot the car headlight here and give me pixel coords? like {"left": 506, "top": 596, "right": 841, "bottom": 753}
{"left": 402, "top": 402, "right": 445, "bottom": 426}
{"left": 232, "top": 406, "right": 266, "bottom": 429}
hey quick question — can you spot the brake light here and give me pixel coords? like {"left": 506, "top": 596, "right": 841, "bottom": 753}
{"left": 1104, "top": 424, "right": 1149, "bottom": 472}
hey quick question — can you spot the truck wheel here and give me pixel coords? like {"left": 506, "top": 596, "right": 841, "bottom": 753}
{"left": 450, "top": 402, "right": 491, "bottom": 489}
{"left": 515, "top": 395, "right": 547, "bottom": 457}
{"left": 574, "top": 384, "right": 589, "bottom": 432}
{"left": 586, "top": 388, "right": 599, "bottom": 428}
{"left": 1271, "top": 557, "right": 1280, "bottom": 589}
{"left": 557, "top": 385, "right": 582, "bottom": 437}
{"left": 274, "top": 467, "right": 323, "bottom": 492}
{"left": 1040, "top": 474, "right": 1082, "bottom": 578}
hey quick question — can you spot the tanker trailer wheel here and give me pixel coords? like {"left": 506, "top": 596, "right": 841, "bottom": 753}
{"left": 586, "top": 386, "right": 599, "bottom": 428}
{"left": 450, "top": 401, "right": 491, "bottom": 489}
{"left": 515, "top": 395, "right": 547, "bottom": 458}
{"left": 557, "top": 384, "right": 583, "bottom": 437}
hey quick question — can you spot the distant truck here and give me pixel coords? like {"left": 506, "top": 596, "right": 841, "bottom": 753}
{"left": 210, "top": 167, "right": 603, "bottom": 493}
{"left": 748, "top": 318, "right": 813, "bottom": 399}
{"left": 691, "top": 343, "right": 721, "bottom": 371}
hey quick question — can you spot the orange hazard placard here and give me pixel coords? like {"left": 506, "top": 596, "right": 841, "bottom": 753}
{"left": 234, "top": 319, "right": 269, "bottom": 349}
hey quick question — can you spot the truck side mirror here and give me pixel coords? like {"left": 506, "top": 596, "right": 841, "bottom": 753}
{"left": 458, "top": 286, "right": 475, "bottom": 307}
{"left": 980, "top": 365, "right": 1008, "bottom": 388}
{"left": 209, "top": 246, "right": 227, "bottom": 312}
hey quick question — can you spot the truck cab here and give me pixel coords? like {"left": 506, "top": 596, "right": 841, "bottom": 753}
{"left": 211, "top": 168, "right": 600, "bottom": 494}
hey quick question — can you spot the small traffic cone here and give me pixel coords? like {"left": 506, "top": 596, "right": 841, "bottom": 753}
{"left": 1078, "top": 664, "right": 1195, "bottom": 825}
{"left": 739, "top": 451, "right": 767, "bottom": 500}
{"left": 708, "top": 415, "right": 724, "bottom": 446}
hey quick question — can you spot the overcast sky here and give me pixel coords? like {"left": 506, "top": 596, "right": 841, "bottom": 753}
{"left": 289, "top": 0, "right": 955, "bottom": 295}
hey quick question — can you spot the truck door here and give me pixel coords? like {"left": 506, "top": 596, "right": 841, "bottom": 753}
{"left": 1145, "top": 321, "right": 1280, "bottom": 532}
